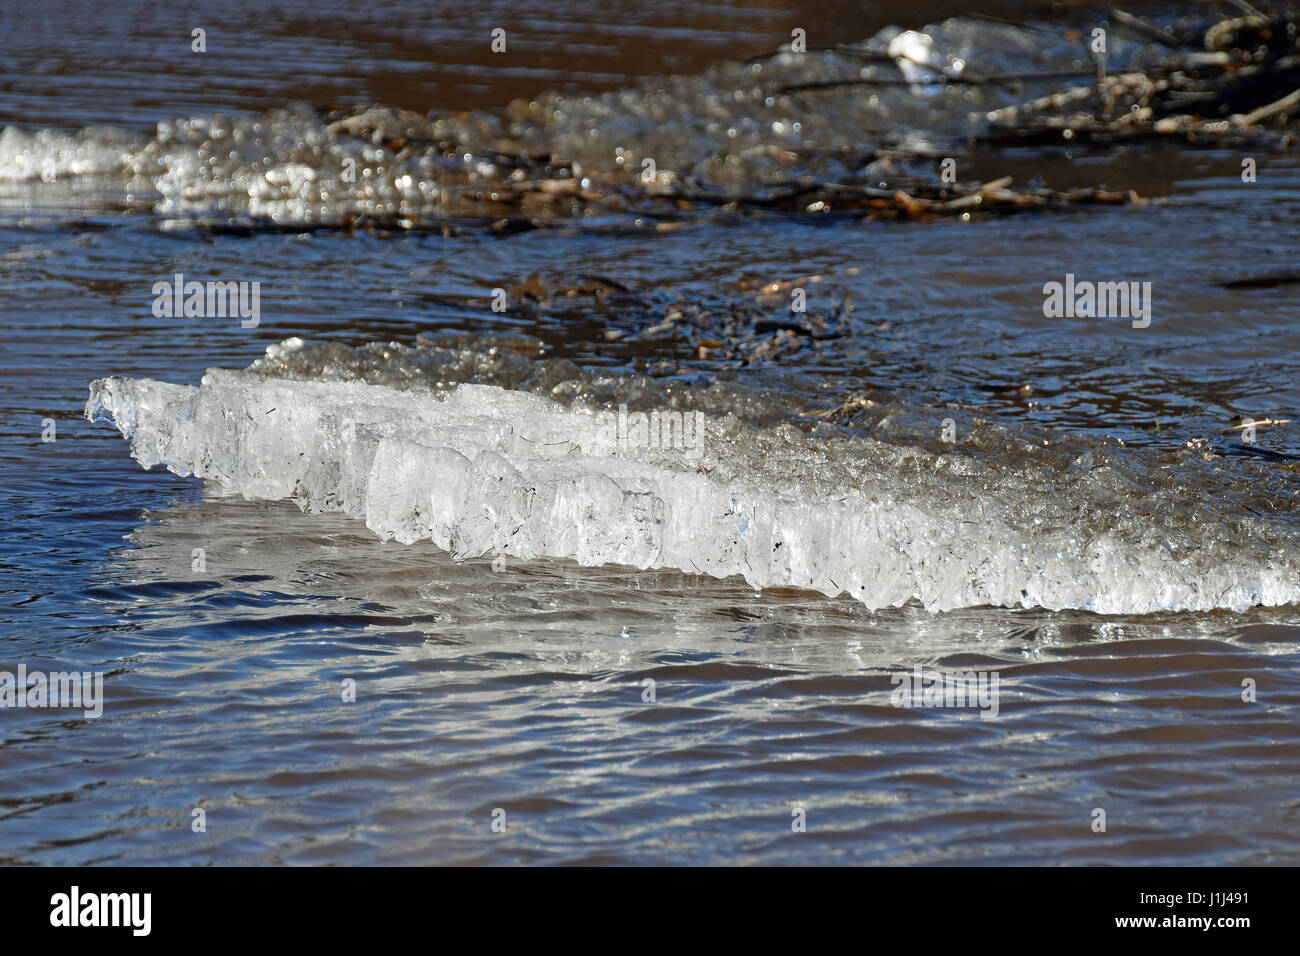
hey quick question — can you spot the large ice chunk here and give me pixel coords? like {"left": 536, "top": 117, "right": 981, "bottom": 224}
{"left": 87, "top": 375, "right": 1300, "bottom": 614}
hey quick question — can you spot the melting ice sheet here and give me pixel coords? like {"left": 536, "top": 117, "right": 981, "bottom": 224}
{"left": 87, "top": 370, "right": 1300, "bottom": 615}
{"left": 0, "top": 16, "right": 1153, "bottom": 222}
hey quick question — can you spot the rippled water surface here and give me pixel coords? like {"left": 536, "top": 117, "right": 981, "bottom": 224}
{"left": 3, "top": 0, "right": 1300, "bottom": 865}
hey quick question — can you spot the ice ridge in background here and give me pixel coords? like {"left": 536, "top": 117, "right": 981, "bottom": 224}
{"left": 1, "top": 16, "right": 1152, "bottom": 221}
{"left": 86, "top": 353, "right": 1300, "bottom": 615}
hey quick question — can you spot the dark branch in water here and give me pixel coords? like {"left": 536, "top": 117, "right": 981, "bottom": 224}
{"left": 1220, "top": 271, "right": 1300, "bottom": 288}
{"left": 779, "top": 70, "right": 1099, "bottom": 95}
{"left": 1109, "top": 9, "right": 1183, "bottom": 48}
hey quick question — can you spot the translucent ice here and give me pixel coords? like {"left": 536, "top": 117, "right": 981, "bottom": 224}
{"left": 0, "top": 125, "right": 144, "bottom": 182}
{"left": 86, "top": 373, "right": 1300, "bottom": 615}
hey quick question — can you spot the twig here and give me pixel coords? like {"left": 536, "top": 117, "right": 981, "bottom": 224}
{"left": 778, "top": 69, "right": 1097, "bottom": 95}
{"left": 1220, "top": 418, "right": 1292, "bottom": 433}
{"left": 1222, "top": 0, "right": 1267, "bottom": 18}
{"left": 1238, "top": 87, "right": 1300, "bottom": 126}
{"left": 1110, "top": 9, "right": 1182, "bottom": 47}
{"left": 742, "top": 45, "right": 894, "bottom": 66}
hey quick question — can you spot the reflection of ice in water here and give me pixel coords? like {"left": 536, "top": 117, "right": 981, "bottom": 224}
{"left": 116, "top": 493, "right": 1175, "bottom": 676}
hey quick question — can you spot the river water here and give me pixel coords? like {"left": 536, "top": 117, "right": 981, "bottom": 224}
{"left": 3, "top": 0, "right": 1300, "bottom": 864}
